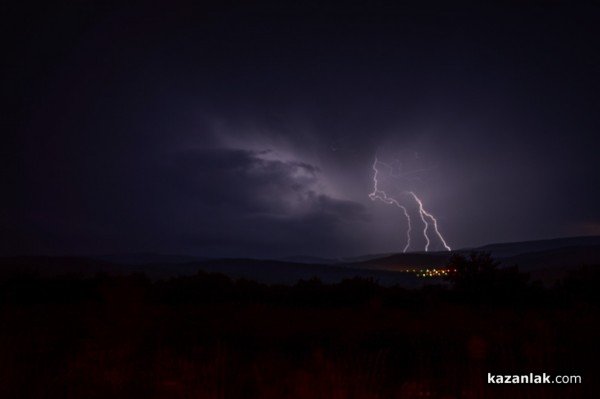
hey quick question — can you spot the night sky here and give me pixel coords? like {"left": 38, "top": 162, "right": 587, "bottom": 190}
{"left": 3, "top": 2, "right": 600, "bottom": 258}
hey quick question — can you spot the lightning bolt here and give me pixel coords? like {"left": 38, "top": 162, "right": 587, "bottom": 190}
{"left": 369, "top": 155, "right": 452, "bottom": 253}
{"left": 369, "top": 157, "right": 412, "bottom": 252}
{"left": 408, "top": 191, "right": 452, "bottom": 252}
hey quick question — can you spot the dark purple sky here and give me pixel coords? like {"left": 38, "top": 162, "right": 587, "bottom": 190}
{"left": 3, "top": 2, "right": 600, "bottom": 258}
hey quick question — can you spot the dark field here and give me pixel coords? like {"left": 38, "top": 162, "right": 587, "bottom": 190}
{"left": 1, "top": 261, "right": 599, "bottom": 398}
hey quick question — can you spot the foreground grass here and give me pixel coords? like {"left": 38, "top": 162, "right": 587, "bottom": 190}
{"left": 0, "top": 296, "right": 596, "bottom": 398}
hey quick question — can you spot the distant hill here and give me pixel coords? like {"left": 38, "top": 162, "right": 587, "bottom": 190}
{"left": 0, "top": 256, "right": 118, "bottom": 277}
{"left": 500, "top": 244, "right": 600, "bottom": 284}
{"left": 95, "top": 253, "right": 206, "bottom": 265}
{"left": 469, "top": 236, "right": 600, "bottom": 285}
{"left": 344, "top": 252, "right": 451, "bottom": 271}
{"left": 1, "top": 235, "right": 599, "bottom": 286}
{"left": 189, "top": 258, "right": 424, "bottom": 286}
{"left": 476, "top": 236, "right": 600, "bottom": 259}
{"left": 0, "top": 256, "right": 426, "bottom": 287}
{"left": 328, "top": 235, "right": 600, "bottom": 284}
{"left": 280, "top": 255, "right": 339, "bottom": 265}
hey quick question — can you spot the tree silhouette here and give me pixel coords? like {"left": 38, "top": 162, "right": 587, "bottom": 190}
{"left": 444, "top": 251, "right": 530, "bottom": 303}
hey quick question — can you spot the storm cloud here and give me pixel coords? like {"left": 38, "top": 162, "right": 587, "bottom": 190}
{"left": 159, "top": 147, "right": 369, "bottom": 257}
{"left": 3, "top": 2, "right": 600, "bottom": 257}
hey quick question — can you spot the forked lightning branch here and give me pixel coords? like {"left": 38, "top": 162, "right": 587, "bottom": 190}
{"left": 369, "top": 156, "right": 451, "bottom": 253}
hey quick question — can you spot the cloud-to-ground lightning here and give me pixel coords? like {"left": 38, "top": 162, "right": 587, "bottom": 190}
{"left": 369, "top": 155, "right": 452, "bottom": 253}
{"left": 408, "top": 191, "right": 452, "bottom": 252}
{"left": 369, "top": 157, "right": 412, "bottom": 252}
